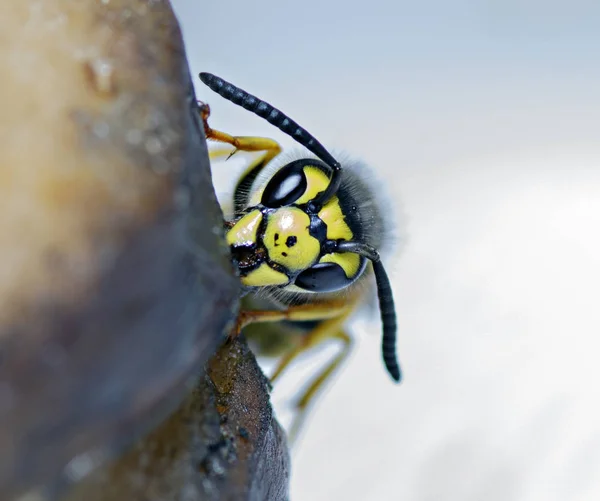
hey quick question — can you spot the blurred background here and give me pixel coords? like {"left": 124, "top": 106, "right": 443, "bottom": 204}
{"left": 173, "top": 1, "right": 600, "bottom": 499}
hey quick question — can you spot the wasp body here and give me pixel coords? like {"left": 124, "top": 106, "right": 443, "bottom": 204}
{"left": 198, "top": 73, "right": 401, "bottom": 438}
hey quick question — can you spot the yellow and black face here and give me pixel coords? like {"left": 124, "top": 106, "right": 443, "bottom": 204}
{"left": 226, "top": 159, "right": 367, "bottom": 292}
{"left": 200, "top": 71, "right": 401, "bottom": 382}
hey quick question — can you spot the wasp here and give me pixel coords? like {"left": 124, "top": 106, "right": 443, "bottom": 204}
{"left": 198, "top": 72, "right": 402, "bottom": 440}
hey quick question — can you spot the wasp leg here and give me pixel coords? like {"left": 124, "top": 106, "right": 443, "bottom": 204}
{"left": 208, "top": 144, "right": 278, "bottom": 211}
{"left": 269, "top": 311, "right": 351, "bottom": 383}
{"left": 231, "top": 301, "right": 355, "bottom": 442}
{"left": 231, "top": 300, "right": 352, "bottom": 339}
{"left": 288, "top": 329, "right": 352, "bottom": 444}
{"left": 208, "top": 146, "right": 237, "bottom": 161}
{"left": 199, "top": 101, "right": 281, "bottom": 161}
{"left": 199, "top": 101, "right": 281, "bottom": 210}
{"left": 209, "top": 133, "right": 280, "bottom": 161}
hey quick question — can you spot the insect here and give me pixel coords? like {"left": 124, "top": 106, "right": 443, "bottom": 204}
{"left": 198, "top": 72, "right": 402, "bottom": 439}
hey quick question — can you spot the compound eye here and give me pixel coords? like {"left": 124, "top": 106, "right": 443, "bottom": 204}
{"left": 261, "top": 163, "right": 307, "bottom": 208}
{"left": 294, "top": 262, "right": 351, "bottom": 292}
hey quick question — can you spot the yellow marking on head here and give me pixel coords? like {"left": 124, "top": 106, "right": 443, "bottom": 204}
{"left": 307, "top": 171, "right": 359, "bottom": 278}
{"left": 263, "top": 207, "right": 320, "bottom": 271}
{"left": 296, "top": 166, "right": 354, "bottom": 240}
{"left": 295, "top": 166, "right": 329, "bottom": 204}
{"left": 242, "top": 263, "right": 289, "bottom": 287}
{"left": 320, "top": 252, "right": 362, "bottom": 279}
{"left": 226, "top": 210, "right": 263, "bottom": 246}
{"left": 318, "top": 198, "right": 354, "bottom": 241}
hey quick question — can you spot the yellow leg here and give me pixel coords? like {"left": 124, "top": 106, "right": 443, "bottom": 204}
{"left": 207, "top": 134, "right": 277, "bottom": 211}
{"left": 231, "top": 299, "right": 356, "bottom": 444}
{"left": 232, "top": 299, "right": 353, "bottom": 384}
{"left": 269, "top": 310, "right": 351, "bottom": 383}
{"left": 208, "top": 146, "right": 236, "bottom": 161}
{"left": 199, "top": 101, "right": 281, "bottom": 164}
{"left": 200, "top": 101, "right": 282, "bottom": 210}
{"left": 288, "top": 329, "right": 352, "bottom": 444}
{"left": 232, "top": 299, "right": 352, "bottom": 337}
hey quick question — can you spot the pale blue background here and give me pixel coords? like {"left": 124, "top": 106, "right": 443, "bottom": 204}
{"left": 173, "top": 1, "right": 600, "bottom": 499}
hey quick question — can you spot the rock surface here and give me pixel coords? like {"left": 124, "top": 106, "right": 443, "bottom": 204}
{"left": 0, "top": 1, "right": 289, "bottom": 499}
{"left": 61, "top": 338, "right": 290, "bottom": 501}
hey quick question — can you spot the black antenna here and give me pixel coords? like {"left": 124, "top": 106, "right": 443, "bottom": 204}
{"left": 337, "top": 241, "right": 402, "bottom": 382}
{"left": 199, "top": 72, "right": 342, "bottom": 209}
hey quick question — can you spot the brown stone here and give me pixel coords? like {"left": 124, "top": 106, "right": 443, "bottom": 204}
{"left": 0, "top": 0, "right": 286, "bottom": 498}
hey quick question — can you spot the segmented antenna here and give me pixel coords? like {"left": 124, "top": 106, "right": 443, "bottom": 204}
{"left": 337, "top": 241, "right": 402, "bottom": 382}
{"left": 372, "top": 260, "right": 401, "bottom": 382}
{"left": 199, "top": 72, "right": 342, "bottom": 209}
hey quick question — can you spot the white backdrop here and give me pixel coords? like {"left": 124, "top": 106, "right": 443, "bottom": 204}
{"left": 173, "top": 1, "right": 600, "bottom": 499}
